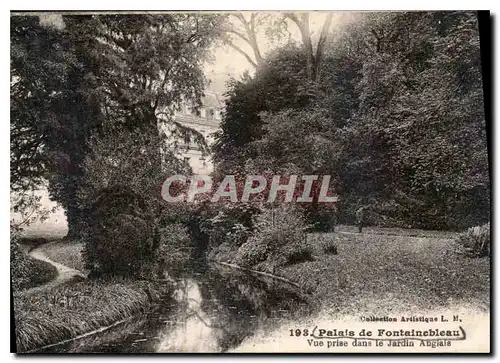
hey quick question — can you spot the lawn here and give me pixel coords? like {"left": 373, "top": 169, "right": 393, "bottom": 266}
{"left": 13, "top": 217, "right": 490, "bottom": 351}
{"left": 40, "top": 240, "right": 87, "bottom": 273}
{"left": 276, "top": 230, "right": 490, "bottom": 317}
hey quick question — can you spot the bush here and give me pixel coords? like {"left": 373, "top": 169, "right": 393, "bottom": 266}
{"left": 82, "top": 186, "right": 157, "bottom": 278}
{"left": 234, "top": 237, "right": 270, "bottom": 268}
{"left": 198, "top": 202, "right": 257, "bottom": 249}
{"left": 78, "top": 128, "right": 189, "bottom": 278}
{"left": 285, "top": 246, "right": 315, "bottom": 265}
{"left": 323, "top": 242, "right": 338, "bottom": 255}
{"left": 303, "top": 204, "right": 338, "bottom": 232}
{"left": 10, "top": 229, "right": 58, "bottom": 291}
{"left": 234, "top": 205, "right": 309, "bottom": 268}
{"left": 202, "top": 212, "right": 251, "bottom": 249}
{"left": 456, "top": 222, "right": 490, "bottom": 257}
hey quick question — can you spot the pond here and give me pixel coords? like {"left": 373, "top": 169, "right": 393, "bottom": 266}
{"left": 38, "top": 264, "right": 312, "bottom": 353}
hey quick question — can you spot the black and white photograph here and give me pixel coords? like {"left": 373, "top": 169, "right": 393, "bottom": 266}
{"left": 9, "top": 9, "right": 491, "bottom": 353}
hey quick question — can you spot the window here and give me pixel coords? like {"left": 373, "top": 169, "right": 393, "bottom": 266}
{"left": 183, "top": 157, "right": 190, "bottom": 164}
{"left": 183, "top": 133, "right": 191, "bottom": 145}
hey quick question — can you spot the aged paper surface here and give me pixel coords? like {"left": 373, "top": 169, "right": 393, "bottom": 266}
{"left": 11, "top": 10, "right": 490, "bottom": 354}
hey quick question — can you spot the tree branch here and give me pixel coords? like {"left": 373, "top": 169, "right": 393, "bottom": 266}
{"left": 227, "top": 42, "right": 258, "bottom": 68}
{"left": 230, "top": 12, "right": 263, "bottom": 67}
{"left": 227, "top": 29, "right": 251, "bottom": 44}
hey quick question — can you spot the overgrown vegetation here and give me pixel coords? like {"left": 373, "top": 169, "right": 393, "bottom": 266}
{"left": 199, "top": 202, "right": 256, "bottom": 249}
{"left": 11, "top": 242, "right": 58, "bottom": 292}
{"left": 81, "top": 185, "right": 157, "bottom": 278}
{"left": 157, "top": 222, "right": 193, "bottom": 276}
{"left": 322, "top": 241, "right": 338, "bottom": 255}
{"left": 10, "top": 12, "right": 490, "bottom": 352}
{"left": 11, "top": 14, "right": 224, "bottom": 237}
{"left": 13, "top": 278, "right": 170, "bottom": 352}
{"left": 284, "top": 247, "right": 315, "bottom": 266}
{"left": 77, "top": 127, "right": 193, "bottom": 278}
{"left": 213, "top": 12, "right": 489, "bottom": 231}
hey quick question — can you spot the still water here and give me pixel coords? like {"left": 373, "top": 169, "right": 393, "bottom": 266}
{"left": 39, "top": 264, "right": 311, "bottom": 353}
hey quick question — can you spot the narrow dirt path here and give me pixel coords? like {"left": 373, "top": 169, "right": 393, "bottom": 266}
{"left": 22, "top": 242, "right": 87, "bottom": 295}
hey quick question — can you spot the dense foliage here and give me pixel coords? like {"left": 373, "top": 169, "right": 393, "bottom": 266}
{"left": 82, "top": 185, "right": 157, "bottom": 277}
{"left": 11, "top": 14, "right": 222, "bottom": 236}
{"left": 214, "top": 11, "right": 489, "bottom": 230}
{"left": 11, "top": 13, "right": 223, "bottom": 277}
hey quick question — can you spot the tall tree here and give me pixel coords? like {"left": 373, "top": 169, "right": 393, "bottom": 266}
{"left": 11, "top": 15, "right": 100, "bottom": 231}
{"left": 284, "top": 12, "right": 334, "bottom": 83}
{"left": 11, "top": 13, "right": 223, "bottom": 236}
{"left": 221, "top": 11, "right": 334, "bottom": 81}
{"left": 212, "top": 44, "right": 313, "bottom": 177}
{"left": 214, "top": 11, "right": 489, "bottom": 230}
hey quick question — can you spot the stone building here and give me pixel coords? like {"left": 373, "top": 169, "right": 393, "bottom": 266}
{"left": 173, "top": 90, "right": 223, "bottom": 174}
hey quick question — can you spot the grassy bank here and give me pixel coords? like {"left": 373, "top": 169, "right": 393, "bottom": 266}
{"left": 13, "top": 239, "right": 173, "bottom": 353}
{"left": 11, "top": 241, "right": 59, "bottom": 292}
{"left": 13, "top": 277, "right": 170, "bottom": 352}
{"left": 212, "top": 228, "right": 490, "bottom": 317}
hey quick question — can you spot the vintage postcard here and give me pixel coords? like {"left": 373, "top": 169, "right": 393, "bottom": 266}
{"left": 10, "top": 10, "right": 490, "bottom": 353}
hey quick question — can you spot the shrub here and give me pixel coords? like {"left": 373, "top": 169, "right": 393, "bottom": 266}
{"left": 285, "top": 246, "right": 315, "bottom": 265}
{"left": 10, "top": 228, "right": 58, "bottom": 291}
{"left": 303, "top": 204, "right": 338, "bottom": 232}
{"left": 78, "top": 128, "right": 189, "bottom": 277}
{"left": 323, "top": 242, "right": 338, "bottom": 255}
{"left": 234, "top": 205, "right": 309, "bottom": 268}
{"left": 456, "top": 222, "right": 490, "bottom": 257}
{"left": 198, "top": 202, "right": 257, "bottom": 249}
{"left": 234, "top": 236, "right": 270, "bottom": 268}
{"left": 82, "top": 186, "right": 157, "bottom": 278}
{"left": 202, "top": 212, "right": 251, "bottom": 248}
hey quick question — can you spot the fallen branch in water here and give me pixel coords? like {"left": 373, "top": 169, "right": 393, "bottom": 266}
{"left": 211, "top": 261, "right": 302, "bottom": 289}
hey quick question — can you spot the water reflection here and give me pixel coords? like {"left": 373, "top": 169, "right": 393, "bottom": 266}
{"left": 39, "top": 265, "right": 310, "bottom": 353}
{"left": 156, "top": 279, "right": 221, "bottom": 352}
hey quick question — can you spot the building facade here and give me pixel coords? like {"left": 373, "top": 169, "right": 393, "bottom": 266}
{"left": 173, "top": 91, "right": 223, "bottom": 174}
